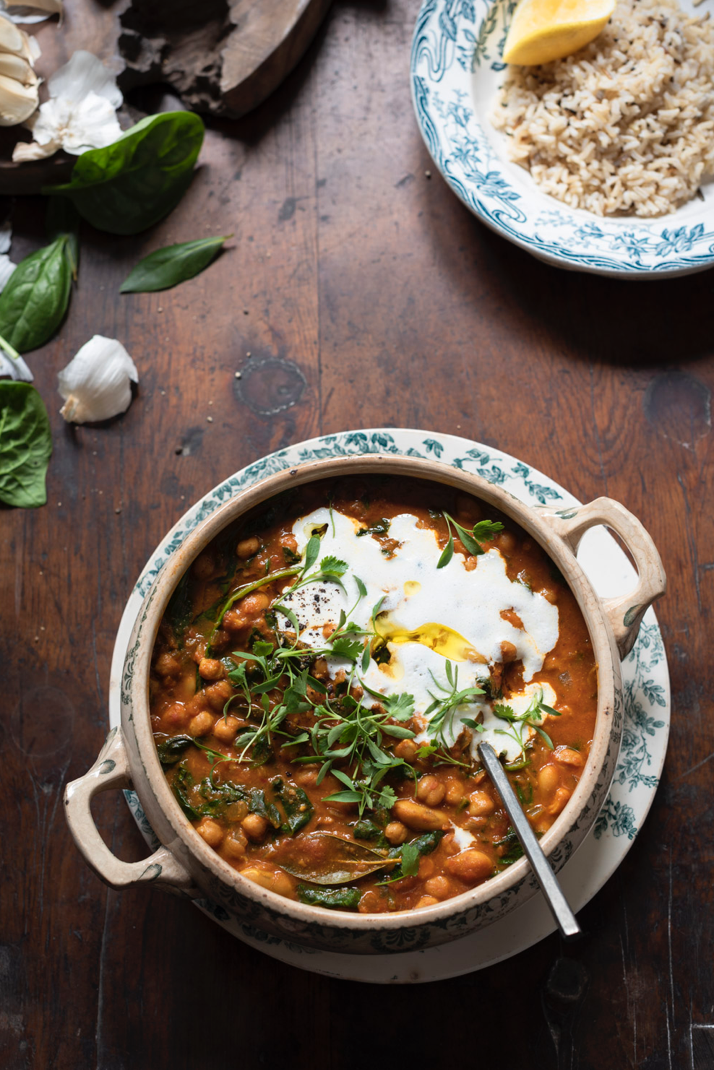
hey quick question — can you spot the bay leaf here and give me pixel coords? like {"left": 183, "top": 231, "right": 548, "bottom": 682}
{"left": 120, "top": 235, "right": 230, "bottom": 293}
{"left": 277, "top": 833, "right": 397, "bottom": 886}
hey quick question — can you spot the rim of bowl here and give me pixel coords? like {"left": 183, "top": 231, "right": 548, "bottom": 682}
{"left": 125, "top": 454, "right": 617, "bottom": 933}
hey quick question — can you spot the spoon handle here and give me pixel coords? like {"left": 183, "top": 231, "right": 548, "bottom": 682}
{"left": 477, "top": 741, "right": 581, "bottom": 941}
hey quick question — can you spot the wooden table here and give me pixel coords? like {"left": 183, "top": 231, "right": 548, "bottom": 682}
{"left": 2, "top": 1, "right": 713, "bottom": 1067}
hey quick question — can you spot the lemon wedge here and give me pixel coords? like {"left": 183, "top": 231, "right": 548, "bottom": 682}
{"left": 502, "top": 0, "right": 616, "bottom": 65}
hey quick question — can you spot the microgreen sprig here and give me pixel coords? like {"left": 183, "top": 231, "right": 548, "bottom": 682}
{"left": 437, "top": 513, "right": 504, "bottom": 569}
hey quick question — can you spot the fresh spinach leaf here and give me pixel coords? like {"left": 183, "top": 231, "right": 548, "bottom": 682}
{"left": 0, "top": 382, "right": 52, "bottom": 507}
{"left": 381, "top": 831, "right": 444, "bottom": 883}
{"left": 273, "top": 776, "right": 313, "bottom": 835}
{"left": 46, "top": 112, "right": 205, "bottom": 236}
{"left": 0, "top": 236, "right": 72, "bottom": 352}
{"left": 296, "top": 885, "right": 361, "bottom": 910}
{"left": 120, "top": 235, "right": 230, "bottom": 293}
{"left": 356, "top": 518, "right": 390, "bottom": 537}
{"left": 248, "top": 788, "right": 282, "bottom": 829}
{"left": 157, "top": 735, "right": 193, "bottom": 766}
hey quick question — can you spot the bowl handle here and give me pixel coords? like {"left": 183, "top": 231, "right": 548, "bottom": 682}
{"left": 539, "top": 497, "right": 666, "bottom": 659}
{"left": 64, "top": 726, "right": 195, "bottom": 894}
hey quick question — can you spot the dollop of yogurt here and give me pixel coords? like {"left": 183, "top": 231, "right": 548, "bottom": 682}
{"left": 276, "top": 507, "right": 559, "bottom": 762}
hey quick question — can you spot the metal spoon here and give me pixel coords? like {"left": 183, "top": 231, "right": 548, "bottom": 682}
{"left": 477, "top": 741, "right": 581, "bottom": 941}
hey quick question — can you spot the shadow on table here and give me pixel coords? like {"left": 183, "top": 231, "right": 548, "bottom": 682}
{"left": 430, "top": 193, "right": 714, "bottom": 371}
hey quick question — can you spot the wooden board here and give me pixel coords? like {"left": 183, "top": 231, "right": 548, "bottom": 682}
{"left": 0, "top": 0, "right": 333, "bottom": 193}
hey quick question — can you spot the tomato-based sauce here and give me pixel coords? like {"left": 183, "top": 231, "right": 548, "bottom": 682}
{"left": 150, "top": 477, "right": 597, "bottom": 913}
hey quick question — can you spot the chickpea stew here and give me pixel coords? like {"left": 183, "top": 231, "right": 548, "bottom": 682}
{"left": 150, "top": 477, "right": 597, "bottom": 914}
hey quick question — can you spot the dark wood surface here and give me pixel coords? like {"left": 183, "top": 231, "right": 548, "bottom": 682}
{"left": 2, "top": 1, "right": 713, "bottom": 1067}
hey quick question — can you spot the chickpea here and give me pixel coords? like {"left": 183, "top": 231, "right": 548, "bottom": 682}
{"left": 240, "top": 592, "right": 270, "bottom": 617}
{"left": 358, "top": 891, "right": 381, "bottom": 914}
{"left": 281, "top": 533, "right": 299, "bottom": 554}
{"left": 222, "top": 610, "right": 245, "bottom": 632}
{"left": 192, "top": 553, "right": 215, "bottom": 581}
{"left": 384, "top": 821, "right": 409, "bottom": 845}
{"left": 418, "top": 857, "right": 436, "bottom": 879}
{"left": 463, "top": 555, "right": 478, "bottom": 571}
{"left": 155, "top": 652, "right": 181, "bottom": 676}
{"left": 467, "top": 790, "right": 495, "bottom": 817}
{"left": 186, "top": 693, "right": 209, "bottom": 716}
{"left": 241, "top": 866, "right": 293, "bottom": 898}
{"left": 213, "top": 715, "right": 241, "bottom": 743}
{"left": 392, "top": 799, "right": 450, "bottom": 832}
{"left": 444, "top": 781, "right": 465, "bottom": 807}
{"left": 205, "top": 680, "right": 233, "bottom": 712}
{"left": 163, "top": 703, "right": 188, "bottom": 727}
{"left": 554, "top": 746, "right": 584, "bottom": 768}
{"left": 393, "top": 739, "right": 418, "bottom": 762}
{"left": 445, "top": 849, "right": 493, "bottom": 884}
{"left": 188, "top": 711, "right": 214, "bottom": 737}
{"left": 237, "top": 536, "right": 261, "bottom": 559}
{"left": 465, "top": 816, "right": 488, "bottom": 831}
{"left": 417, "top": 775, "right": 446, "bottom": 807}
{"left": 196, "top": 818, "right": 224, "bottom": 848}
{"left": 549, "top": 787, "right": 571, "bottom": 816}
{"left": 312, "top": 658, "right": 329, "bottom": 680}
{"left": 500, "top": 640, "right": 518, "bottom": 663}
{"left": 416, "top": 895, "right": 440, "bottom": 909}
{"left": 294, "top": 768, "right": 319, "bottom": 788}
{"left": 424, "top": 876, "right": 453, "bottom": 900}
{"left": 242, "top": 813, "right": 269, "bottom": 843}
{"left": 496, "top": 530, "right": 517, "bottom": 556}
{"left": 198, "top": 657, "right": 224, "bottom": 681}
{"left": 223, "top": 833, "right": 247, "bottom": 860}
{"left": 538, "top": 764, "right": 560, "bottom": 795}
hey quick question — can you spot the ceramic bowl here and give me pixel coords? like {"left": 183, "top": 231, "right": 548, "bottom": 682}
{"left": 64, "top": 455, "right": 665, "bottom": 954}
{"left": 411, "top": 0, "right": 714, "bottom": 277}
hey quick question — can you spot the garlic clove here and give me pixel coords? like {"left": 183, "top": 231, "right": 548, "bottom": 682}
{"left": 58, "top": 335, "right": 138, "bottom": 424}
{"left": 1, "top": 1, "right": 64, "bottom": 25}
{"left": 0, "top": 50, "right": 36, "bottom": 84}
{"left": 0, "top": 70, "right": 38, "bottom": 125}
{"left": 0, "top": 12, "right": 37, "bottom": 62}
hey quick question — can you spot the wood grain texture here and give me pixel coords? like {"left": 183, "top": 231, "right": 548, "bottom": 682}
{"left": 1, "top": 0, "right": 713, "bottom": 1067}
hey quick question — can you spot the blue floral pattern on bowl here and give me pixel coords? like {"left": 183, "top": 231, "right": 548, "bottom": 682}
{"left": 411, "top": 0, "right": 714, "bottom": 276}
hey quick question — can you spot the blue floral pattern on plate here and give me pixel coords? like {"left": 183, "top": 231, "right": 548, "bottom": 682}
{"left": 109, "top": 429, "right": 670, "bottom": 981}
{"left": 411, "top": 0, "right": 714, "bottom": 276}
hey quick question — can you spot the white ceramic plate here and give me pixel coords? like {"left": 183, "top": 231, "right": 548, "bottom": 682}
{"left": 411, "top": 0, "right": 714, "bottom": 277}
{"left": 109, "top": 428, "right": 670, "bottom": 983}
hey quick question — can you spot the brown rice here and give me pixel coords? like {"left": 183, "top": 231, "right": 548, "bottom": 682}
{"left": 491, "top": 0, "right": 714, "bottom": 216}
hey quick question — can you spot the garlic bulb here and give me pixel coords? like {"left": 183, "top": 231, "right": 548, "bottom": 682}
{"left": 13, "top": 50, "right": 121, "bottom": 161}
{"left": 0, "top": 14, "right": 38, "bottom": 126}
{"left": 58, "top": 335, "right": 138, "bottom": 424}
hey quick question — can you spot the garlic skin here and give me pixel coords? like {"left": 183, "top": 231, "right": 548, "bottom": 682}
{"left": 58, "top": 335, "right": 138, "bottom": 424}
{"left": 0, "top": 349, "right": 32, "bottom": 380}
{"left": 0, "top": 14, "right": 38, "bottom": 127}
{"left": 0, "top": 220, "right": 15, "bottom": 292}
{"left": 13, "top": 50, "right": 121, "bottom": 161}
